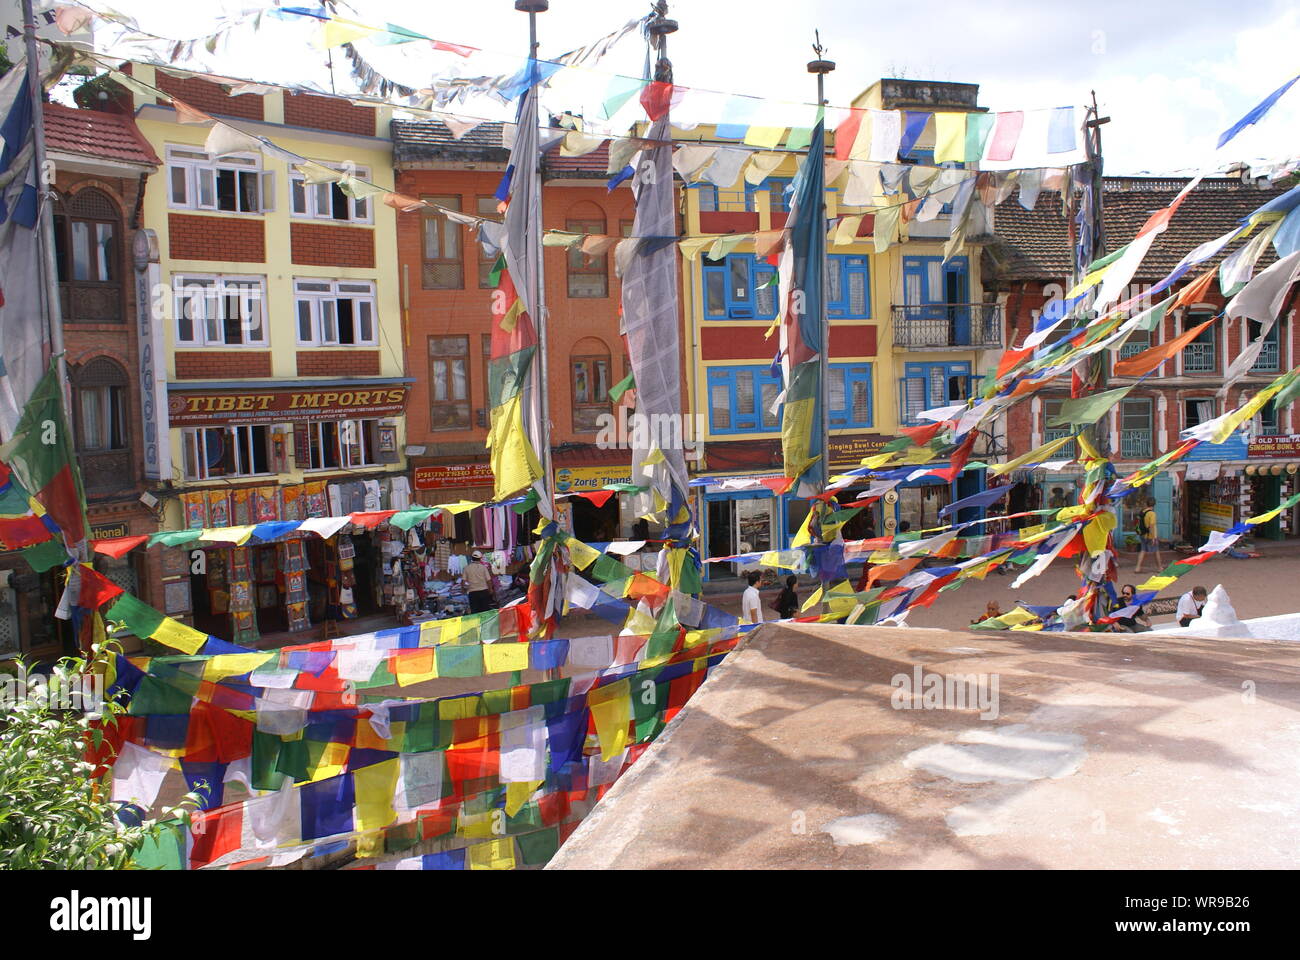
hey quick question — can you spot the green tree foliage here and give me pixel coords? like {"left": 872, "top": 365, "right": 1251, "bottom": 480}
{"left": 0, "top": 641, "right": 201, "bottom": 869}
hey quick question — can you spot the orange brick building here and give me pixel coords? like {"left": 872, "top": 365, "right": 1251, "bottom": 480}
{"left": 393, "top": 119, "right": 641, "bottom": 539}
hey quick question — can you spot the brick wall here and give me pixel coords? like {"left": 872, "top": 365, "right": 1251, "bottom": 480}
{"left": 154, "top": 73, "right": 264, "bottom": 121}
{"left": 283, "top": 91, "right": 376, "bottom": 137}
{"left": 290, "top": 222, "right": 375, "bottom": 268}
{"left": 175, "top": 351, "right": 272, "bottom": 379}
{"left": 169, "top": 213, "right": 266, "bottom": 262}
{"left": 295, "top": 350, "right": 380, "bottom": 377}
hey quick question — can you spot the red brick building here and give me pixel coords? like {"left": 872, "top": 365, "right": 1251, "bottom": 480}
{"left": 984, "top": 176, "right": 1300, "bottom": 545}
{"left": 0, "top": 103, "right": 163, "bottom": 659}
{"left": 393, "top": 119, "right": 642, "bottom": 540}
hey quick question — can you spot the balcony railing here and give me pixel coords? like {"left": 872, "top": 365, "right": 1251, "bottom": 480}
{"left": 59, "top": 282, "right": 123, "bottom": 324}
{"left": 892, "top": 304, "right": 1002, "bottom": 349}
{"left": 1043, "top": 428, "right": 1078, "bottom": 460}
{"left": 1182, "top": 341, "right": 1216, "bottom": 373}
{"left": 1120, "top": 429, "right": 1152, "bottom": 460}
{"left": 1251, "top": 339, "right": 1280, "bottom": 373}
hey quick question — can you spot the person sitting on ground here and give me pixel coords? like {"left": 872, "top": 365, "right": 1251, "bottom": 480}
{"left": 741, "top": 570, "right": 764, "bottom": 625}
{"left": 774, "top": 574, "right": 799, "bottom": 619}
{"left": 1112, "top": 583, "right": 1151, "bottom": 633}
{"left": 972, "top": 601, "right": 1001, "bottom": 624}
{"left": 1176, "top": 585, "right": 1208, "bottom": 628}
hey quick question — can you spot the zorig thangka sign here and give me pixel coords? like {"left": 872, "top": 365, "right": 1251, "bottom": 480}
{"left": 1248, "top": 435, "right": 1300, "bottom": 458}
{"left": 554, "top": 464, "right": 634, "bottom": 493}
{"left": 168, "top": 385, "right": 408, "bottom": 426}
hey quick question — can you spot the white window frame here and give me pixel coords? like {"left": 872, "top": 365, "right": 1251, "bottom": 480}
{"left": 181, "top": 424, "right": 274, "bottom": 481}
{"left": 306, "top": 419, "right": 380, "bottom": 471}
{"left": 172, "top": 274, "right": 268, "bottom": 347}
{"left": 289, "top": 163, "right": 373, "bottom": 224}
{"left": 294, "top": 278, "right": 378, "bottom": 347}
{"left": 165, "top": 146, "right": 273, "bottom": 215}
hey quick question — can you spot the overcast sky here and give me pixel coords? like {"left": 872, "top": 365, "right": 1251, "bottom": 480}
{"left": 70, "top": 0, "right": 1300, "bottom": 175}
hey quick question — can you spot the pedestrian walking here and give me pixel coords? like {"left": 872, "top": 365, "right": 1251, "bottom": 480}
{"left": 463, "top": 550, "right": 496, "bottom": 613}
{"left": 741, "top": 570, "right": 764, "bottom": 624}
{"left": 773, "top": 574, "right": 799, "bottom": 619}
{"left": 1133, "top": 498, "right": 1162, "bottom": 573}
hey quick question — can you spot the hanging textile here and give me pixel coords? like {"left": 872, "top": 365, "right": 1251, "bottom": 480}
{"left": 777, "top": 118, "right": 827, "bottom": 496}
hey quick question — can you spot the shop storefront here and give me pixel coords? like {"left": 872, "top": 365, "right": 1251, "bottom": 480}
{"left": 553, "top": 456, "right": 635, "bottom": 543}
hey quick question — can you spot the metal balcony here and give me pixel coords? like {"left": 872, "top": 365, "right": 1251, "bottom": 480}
{"left": 1251, "top": 339, "right": 1280, "bottom": 373}
{"left": 1182, "top": 341, "right": 1216, "bottom": 373}
{"left": 1042, "top": 429, "right": 1078, "bottom": 460}
{"left": 1120, "top": 429, "right": 1152, "bottom": 460}
{"left": 892, "top": 303, "right": 1002, "bottom": 349}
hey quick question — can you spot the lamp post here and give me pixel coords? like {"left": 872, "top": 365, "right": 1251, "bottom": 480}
{"left": 808, "top": 35, "right": 834, "bottom": 496}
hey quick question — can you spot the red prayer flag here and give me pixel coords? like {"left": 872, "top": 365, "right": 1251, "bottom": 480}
{"left": 834, "top": 108, "right": 866, "bottom": 161}
{"left": 78, "top": 565, "right": 124, "bottom": 610}
{"left": 577, "top": 490, "right": 615, "bottom": 508}
{"left": 985, "top": 111, "right": 1024, "bottom": 161}
{"left": 92, "top": 534, "right": 149, "bottom": 559}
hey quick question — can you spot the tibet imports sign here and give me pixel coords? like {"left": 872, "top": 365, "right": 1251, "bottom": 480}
{"left": 1248, "top": 434, "right": 1300, "bottom": 458}
{"left": 413, "top": 463, "right": 495, "bottom": 490}
{"left": 169, "top": 386, "right": 408, "bottom": 426}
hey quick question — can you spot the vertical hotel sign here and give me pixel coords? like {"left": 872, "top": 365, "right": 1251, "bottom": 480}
{"left": 133, "top": 230, "right": 170, "bottom": 480}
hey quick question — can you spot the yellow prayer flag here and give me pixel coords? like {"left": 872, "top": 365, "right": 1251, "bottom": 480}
{"left": 152, "top": 618, "right": 207, "bottom": 655}
{"left": 999, "top": 606, "right": 1039, "bottom": 626}
{"left": 308, "top": 742, "right": 350, "bottom": 783}
{"left": 505, "top": 780, "right": 542, "bottom": 818}
{"left": 483, "top": 642, "right": 530, "bottom": 674}
{"left": 588, "top": 678, "right": 631, "bottom": 761}
{"left": 353, "top": 758, "right": 399, "bottom": 832}
{"left": 988, "top": 434, "right": 1075, "bottom": 476}
{"left": 202, "top": 652, "right": 272, "bottom": 683}
{"left": 1137, "top": 575, "right": 1178, "bottom": 592}
{"left": 468, "top": 837, "right": 516, "bottom": 870}
{"left": 1083, "top": 512, "right": 1117, "bottom": 556}
{"left": 934, "top": 113, "right": 967, "bottom": 162}
{"left": 564, "top": 536, "right": 601, "bottom": 570}
{"left": 801, "top": 586, "right": 823, "bottom": 612}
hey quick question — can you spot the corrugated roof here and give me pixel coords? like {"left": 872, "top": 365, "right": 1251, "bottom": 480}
{"left": 986, "top": 177, "right": 1289, "bottom": 284}
{"left": 43, "top": 103, "right": 160, "bottom": 167}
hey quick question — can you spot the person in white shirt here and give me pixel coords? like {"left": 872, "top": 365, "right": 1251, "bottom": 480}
{"left": 741, "top": 570, "right": 764, "bottom": 625}
{"left": 1176, "top": 586, "right": 1207, "bottom": 628}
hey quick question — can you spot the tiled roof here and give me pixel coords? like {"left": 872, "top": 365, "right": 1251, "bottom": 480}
{"left": 391, "top": 118, "right": 510, "bottom": 164}
{"left": 986, "top": 177, "right": 1290, "bottom": 284}
{"left": 543, "top": 141, "right": 611, "bottom": 178}
{"left": 42, "top": 103, "right": 160, "bottom": 167}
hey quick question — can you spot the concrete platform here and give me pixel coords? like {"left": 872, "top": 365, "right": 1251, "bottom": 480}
{"left": 548, "top": 623, "right": 1300, "bottom": 869}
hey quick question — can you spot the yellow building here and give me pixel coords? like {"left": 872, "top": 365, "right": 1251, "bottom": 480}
{"left": 122, "top": 66, "right": 409, "bottom": 640}
{"left": 682, "top": 79, "right": 1000, "bottom": 577}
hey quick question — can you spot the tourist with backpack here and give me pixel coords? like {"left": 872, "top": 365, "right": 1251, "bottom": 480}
{"left": 1133, "top": 498, "right": 1163, "bottom": 573}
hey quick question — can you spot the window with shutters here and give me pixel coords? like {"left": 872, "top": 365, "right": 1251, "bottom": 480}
{"left": 566, "top": 215, "right": 608, "bottom": 298}
{"left": 1119, "top": 399, "right": 1153, "bottom": 459}
{"left": 304, "top": 419, "right": 380, "bottom": 470}
{"left": 827, "top": 254, "right": 871, "bottom": 319}
{"left": 828, "top": 364, "right": 873, "bottom": 428}
{"left": 289, "top": 163, "right": 371, "bottom": 223}
{"left": 294, "top": 278, "right": 377, "bottom": 346}
{"left": 1247, "top": 318, "right": 1282, "bottom": 373}
{"left": 702, "top": 254, "right": 777, "bottom": 320}
{"left": 898, "top": 361, "right": 971, "bottom": 425}
{"left": 422, "top": 195, "right": 463, "bottom": 288}
{"left": 1182, "top": 311, "right": 1217, "bottom": 374}
{"left": 429, "top": 335, "right": 470, "bottom": 431}
{"left": 166, "top": 146, "right": 272, "bottom": 214}
{"left": 572, "top": 339, "right": 612, "bottom": 432}
{"left": 53, "top": 188, "right": 123, "bottom": 323}
{"left": 706, "top": 366, "right": 782, "bottom": 435}
{"left": 182, "top": 425, "right": 272, "bottom": 480}
{"left": 72, "top": 357, "right": 131, "bottom": 494}
{"left": 173, "top": 274, "right": 268, "bottom": 346}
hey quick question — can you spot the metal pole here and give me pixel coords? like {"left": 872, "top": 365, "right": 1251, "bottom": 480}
{"left": 809, "top": 39, "right": 834, "bottom": 495}
{"left": 20, "top": 0, "right": 67, "bottom": 393}
{"left": 516, "top": 1, "right": 553, "bottom": 514}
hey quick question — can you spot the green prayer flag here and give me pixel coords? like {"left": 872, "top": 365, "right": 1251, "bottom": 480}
{"left": 20, "top": 537, "right": 69, "bottom": 573}
{"left": 608, "top": 371, "right": 635, "bottom": 403}
{"left": 516, "top": 826, "right": 560, "bottom": 866}
{"left": 106, "top": 593, "right": 166, "bottom": 638}
{"left": 1047, "top": 385, "right": 1135, "bottom": 427}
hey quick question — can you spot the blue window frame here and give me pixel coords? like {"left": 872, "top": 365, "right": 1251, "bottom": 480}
{"left": 702, "top": 254, "right": 778, "bottom": 321}
{"left": 899, "top": 361, "right": 971, "bottom": 425}
{"left": 829, "top": 363, "right": 873, "bottom": 429}
{"left": 766, "top": 178, "right": 793, "bottom": 212}
{"left": 707, "top": 365, "right": 782, "bottom": 434}
{"left": 696, "top": 178, "right": 795, "bottom": 213}
{"left": 828, "top": 254, "right": 871, "bottom": 319}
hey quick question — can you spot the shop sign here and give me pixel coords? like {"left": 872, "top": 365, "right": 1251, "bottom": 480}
{"left": 1182, "top": 433, "right": 1248, "bottom": 462}
{"left": 555, "top": 464, "right": 634, "bottom": 493}
{"left": 169, "top": 386, "right": 409, "bottom": 427}
{"left": 829, "top": 434, "right": 897, "bottom": 467}
{"left": 1198, "top": 501, "right": 1234, "bottom": 536}
{"left": 90, "top": 522, "right": 130, "bottom": 541}
{"left": 1248, "top": 434, "right": 1300, "bottom": 458}
{"left": 413, "top": 463, "right": 495, "bottom": 491}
